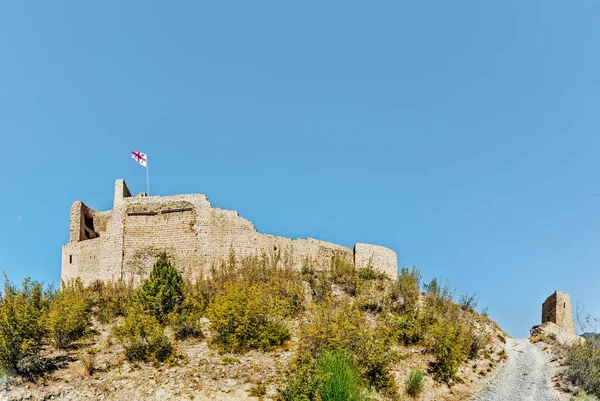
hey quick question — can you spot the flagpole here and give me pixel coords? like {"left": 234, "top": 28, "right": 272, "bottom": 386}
{"left": 146, "top": 162, "right": 150, "bottom": 196}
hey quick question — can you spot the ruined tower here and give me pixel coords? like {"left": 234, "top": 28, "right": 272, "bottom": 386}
{"left": 541, "top": 291, "right": 576, "bottom": 335}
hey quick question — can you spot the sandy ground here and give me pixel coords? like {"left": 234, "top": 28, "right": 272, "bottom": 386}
{"left": 472, "top": 338, "right": 568, "bottom": 401}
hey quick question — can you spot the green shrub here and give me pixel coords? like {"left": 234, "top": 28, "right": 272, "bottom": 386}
{"left": 207, "top": 281, "right": 289, "bottom": 353}
{"left": 330, "top": 256, "right": 358, "bottom": 295}
{"left": 137, "top": 253, "right": 185, "bottom": 323}
{"left": 169, "top": 279, "right": 207, "bottom": 340}
{"left": 392, "top": 267, "right": 421, "bottom": 313}
{"left": 193, "top": 257, "right": 304, "bottom": 354}
{"left": 405, "top": 369, "right": 424, "bottom": 397}
{"left": 384, "top": 311, "right": 423, "bottom": 346}
{"left": 294, "top": 302, "right": 398, "bottom": 393}
{"left": 571, "top": 394, "right": 600, "bottom": 401}
{"left": 48, "top": 279, "right": 90, "bottom": 349}
{"left": 423, "top": 277, "right": 454, "bottom": 314}
{"left": 279, "top": 351, "right": 321, "bottom": 401}
{"left": 113, "top": 305, "right": 174, "bottom": 363}
{"left": 0, "top": 277, "right": 51, "bottom": 376}
{"left": 356, "top": 280, "right": 391, "bottom": 313}
{"left": 468, "top": 332, "right": 490, "bottom": 360}
{"left": 357, "top": 266, "right": 387, "bottom": 281}
{"left": 280, "top": 300, "right": 398, "bottom": 401}
{"left": 318, "top": 349, "right": 364, "bottom": 401}
{"left": 417, "top": 276, "right": 489, "bottom": 383}
{"left": 565, "top": 337, "right": 600, "bottom": 397}
{"left": 426, "top": 320, "right": 470, "bottom": 383}
{"left": 16, "top": 355, "right": 56, "bottom": 380}
{"left": 304, "top": 268, "right": 332, "bottom": 303}
{"left": 221, "top": 355, "right": 240, "bottom": 365}
{"left": 269, "top": 267, "right": 305, "bottom": 317}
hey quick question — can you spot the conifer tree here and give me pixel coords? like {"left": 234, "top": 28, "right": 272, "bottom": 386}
{"left": 138, "top": 253, "right": 184, "bottom": 323}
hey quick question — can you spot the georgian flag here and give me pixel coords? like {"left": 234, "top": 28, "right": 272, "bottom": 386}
{"left": 131, "top": 151, "right": 147, "bottom": 167}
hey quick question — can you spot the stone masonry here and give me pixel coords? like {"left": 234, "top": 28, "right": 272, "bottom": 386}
{"left": 541, "top": 291, "right": 576, "bottom": 335}
{"left": 61, "top": 179, "right": 398, "bottom": 286}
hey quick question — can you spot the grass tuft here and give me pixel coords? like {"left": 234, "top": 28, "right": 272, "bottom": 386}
{"left": 406, "top": 368, "right": 425, "bottom": 397}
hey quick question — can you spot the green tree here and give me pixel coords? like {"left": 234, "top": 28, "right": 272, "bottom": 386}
{"left": 138, "top": 253, "right": 184, "bottom": 323}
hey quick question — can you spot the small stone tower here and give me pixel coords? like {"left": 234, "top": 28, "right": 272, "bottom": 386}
{"left": 541, "top": 291, "right": 576, "bottom": 335}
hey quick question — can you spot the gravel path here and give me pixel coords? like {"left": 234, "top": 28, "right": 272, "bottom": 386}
{"left": 472, "top": 338, "right": 563, "bottom": 401}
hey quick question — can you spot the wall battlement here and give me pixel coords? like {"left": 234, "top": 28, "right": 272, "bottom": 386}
{"left": 61, "top": 179, "right": 398, "bottom": 286}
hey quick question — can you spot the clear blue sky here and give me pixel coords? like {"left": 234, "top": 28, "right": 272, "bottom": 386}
{"left": 1, "top": 1, "right": 599, "bottom": 338}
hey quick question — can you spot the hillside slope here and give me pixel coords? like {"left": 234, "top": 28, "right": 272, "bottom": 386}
{"left": 1, "top": 255, "right": 506, "bottom": 401}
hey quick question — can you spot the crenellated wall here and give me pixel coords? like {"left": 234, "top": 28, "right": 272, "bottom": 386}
{"left": 61, "top": 179, "right": 398, "bottom": 286}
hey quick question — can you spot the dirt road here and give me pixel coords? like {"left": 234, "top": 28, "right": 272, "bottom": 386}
{"left": 472, "top": 338, "right": 565, "bottom": 401}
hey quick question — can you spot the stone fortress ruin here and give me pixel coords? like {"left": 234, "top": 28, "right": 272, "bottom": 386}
{"left": 61, "top": 179, "right": 398, "bottom": 286}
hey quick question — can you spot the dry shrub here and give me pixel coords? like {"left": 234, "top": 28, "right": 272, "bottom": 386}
{"left": 76, "top": 354, "right": 95, "bottom": 377}
{"left": 87, "top": 279, "right": 134, "bottom": 324}
{"left": 249, "top": 383, "right": 267, "bottom": 397}
{"left": 302, "top": 266, "right": 332, "bottom": 303}
{"left": 194, "top": 254, "right": 304, "bottom": 312}
{"left": 356, "top": 280, "right": 392, "bottom": 313}
{"left": 530, "top": 336, "right": 543, "bottom": 344}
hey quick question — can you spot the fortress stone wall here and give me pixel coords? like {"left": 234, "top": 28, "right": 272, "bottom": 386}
{"left": 541, "top": 291, "right": 576, "bottom": 335}
{"left": 62, "top": 179, "right": 398, "bottom": 286}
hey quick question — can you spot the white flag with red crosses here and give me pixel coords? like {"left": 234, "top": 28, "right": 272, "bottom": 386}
{"left": 131, "top": 151, "right": 147, "bottom": 167}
